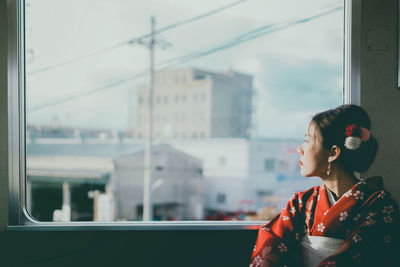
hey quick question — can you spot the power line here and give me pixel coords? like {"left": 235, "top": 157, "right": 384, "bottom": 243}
{"left": 29, "top": 71, "right": 148, "bottom": 112}
{"left": 153, "top": 0, "right": 247, "bottom": 34}
{"left": 156, "top": 6, "right": 343, "bottom": 69}
{"left": 28, "top": 5, "right": 342, "bottom": 113}
{"left": 27, "top": 0, "right": 247, "bottom": 75}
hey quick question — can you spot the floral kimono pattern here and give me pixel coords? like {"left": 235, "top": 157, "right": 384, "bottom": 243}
{"left": 250, "top": 177, "right": 399, "bottom": 267}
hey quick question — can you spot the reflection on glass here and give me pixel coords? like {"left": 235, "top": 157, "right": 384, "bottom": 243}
{"left": 25, "top": 0, "right": 344, "bottom": 222}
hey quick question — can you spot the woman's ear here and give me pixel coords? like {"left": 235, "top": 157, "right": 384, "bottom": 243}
{"left": 328, "top": 145, "right": 341, "bottom": 162}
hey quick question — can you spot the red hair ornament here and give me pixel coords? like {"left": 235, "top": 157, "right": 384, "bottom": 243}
{"left": 344, "top": 124, "right": 371, "bottom": 150}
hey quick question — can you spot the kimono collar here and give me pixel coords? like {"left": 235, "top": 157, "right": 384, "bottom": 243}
{"left": 325, "top": 188, "right": 337, "bottom": 207}
{"left": 323, "top": 176, "right": 383, "bottom": 208}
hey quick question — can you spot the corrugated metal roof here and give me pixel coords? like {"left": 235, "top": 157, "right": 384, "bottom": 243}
{"left": 28, "top": 169, "right": 110, "bottom": 184}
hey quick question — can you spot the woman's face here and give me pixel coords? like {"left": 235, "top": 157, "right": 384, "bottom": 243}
{"left": 297, "top": 123, "right": 330, "bottom": 178}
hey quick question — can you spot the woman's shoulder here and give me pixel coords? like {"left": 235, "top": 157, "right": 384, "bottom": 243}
{"left": 362, "top": 176, "right": 399, "bottom": 214}
{"left": 364, "top": 177, "right": 398, "bottom": 202}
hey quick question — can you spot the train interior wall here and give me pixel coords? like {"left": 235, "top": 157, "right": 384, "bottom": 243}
{"left": 0, "top": 0, "right": 399, "bottom": 266}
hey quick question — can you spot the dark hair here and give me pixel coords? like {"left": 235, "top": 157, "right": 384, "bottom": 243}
{"left": 311, "top": 104, "right": 378, "bottom": 173}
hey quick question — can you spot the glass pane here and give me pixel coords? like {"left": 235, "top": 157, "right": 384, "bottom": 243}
{"left": 25, "top": 0, "right": 344, "bottom": 221}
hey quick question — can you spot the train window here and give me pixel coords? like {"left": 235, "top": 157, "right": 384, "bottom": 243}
{"left": 24, "top": 0, "right": 344, "bottom": 223}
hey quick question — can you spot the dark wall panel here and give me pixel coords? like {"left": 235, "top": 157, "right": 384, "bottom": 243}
{"left": 0, "top": 230, "right": 258, "bottom": 267}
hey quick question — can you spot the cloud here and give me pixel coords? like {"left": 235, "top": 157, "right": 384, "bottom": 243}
{"left": 252, "top": 54, "right": 342, "bottom": 138}
{"left": 260, "top": 54, "right": 342, "bottom": 109}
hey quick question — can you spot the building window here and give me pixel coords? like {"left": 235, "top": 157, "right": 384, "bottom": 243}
{"left": 264, "top": 159, "right": 275, "bottom": 172}
{"left": 217, "top": 193, "right": 226, "bottom": 204}
{"left": 279, "top": 160, "right": 289, "bottom": 172}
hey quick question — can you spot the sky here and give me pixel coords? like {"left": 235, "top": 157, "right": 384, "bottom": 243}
{"left": 25, "top": 0, "right": 344, "bottom": 139}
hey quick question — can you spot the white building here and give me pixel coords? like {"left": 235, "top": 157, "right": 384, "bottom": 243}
{"left": 134, "top": 68, "right": 253, "bottom": 139}
{"left": 167, "top": 138, "right": 320, "bottom": 214}
{"left": 113, "top": 144, "right": 205, "bottom": 221}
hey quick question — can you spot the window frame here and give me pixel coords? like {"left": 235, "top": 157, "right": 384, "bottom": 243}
{"left": 7, "top": 0, "right": 360, "bottom": 230}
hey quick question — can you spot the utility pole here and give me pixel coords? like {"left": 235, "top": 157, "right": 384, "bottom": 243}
{"left": 133, "top": 16, "right": 170, "bottom": 221}
{"left": 143, "top": 16, "right": 156, "bottom": 221}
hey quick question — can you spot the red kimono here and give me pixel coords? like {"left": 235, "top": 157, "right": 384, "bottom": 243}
{"left": 250, "top": 177, "right": 399, "bottom": 267}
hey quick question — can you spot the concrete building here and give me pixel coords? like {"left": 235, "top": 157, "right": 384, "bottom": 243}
{"left": 134, "top": 68, "right": 253, "bottom": 139}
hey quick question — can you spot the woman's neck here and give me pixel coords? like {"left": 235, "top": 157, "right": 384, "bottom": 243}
{"left": 322, "top": 167, "right": 359, "bottom": 199}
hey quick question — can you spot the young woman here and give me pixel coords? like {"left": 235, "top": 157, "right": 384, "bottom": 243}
{"left": 250, "top": 105, "right": 399, "bottom": 267}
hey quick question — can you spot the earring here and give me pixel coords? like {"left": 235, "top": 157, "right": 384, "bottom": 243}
{"left": 327, "top": 162, "right": 331, "bottom": 176}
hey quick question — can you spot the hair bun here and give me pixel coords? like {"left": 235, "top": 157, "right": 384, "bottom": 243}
{"left": 312, "top": 104, "right": 378, "bottom": 173}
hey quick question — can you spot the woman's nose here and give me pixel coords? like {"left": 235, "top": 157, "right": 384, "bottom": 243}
{"left": 297, "top": 145, "right": 303, "bottom": 155}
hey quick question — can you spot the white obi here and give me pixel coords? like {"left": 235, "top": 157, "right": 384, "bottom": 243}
{"left": 300, "top": 235, "right": 344, "bottom": 267}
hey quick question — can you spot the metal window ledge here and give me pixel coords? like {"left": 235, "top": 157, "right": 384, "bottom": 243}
{"left": 7, "top": 221, "right": 265, "bottom": 231}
